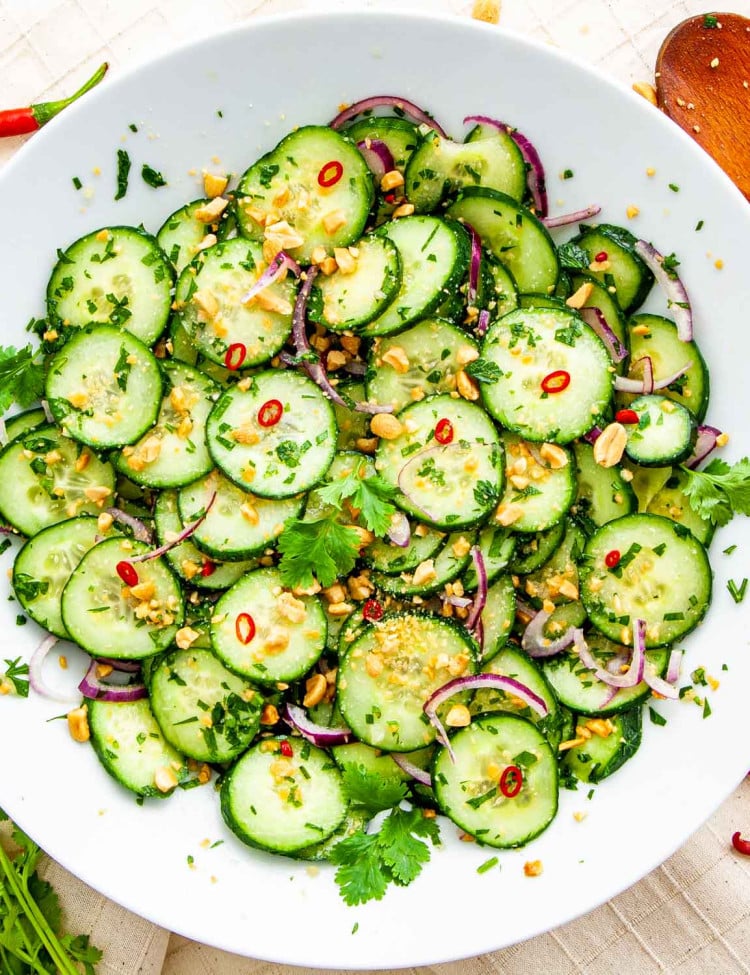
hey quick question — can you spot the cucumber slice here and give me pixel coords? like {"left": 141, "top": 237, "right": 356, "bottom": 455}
{"left": 235, "top": 125, "right": 374, "bottom": 262}
{"left": 432, "top": 714, "right": 558, "bottom": 847}
{"left": 448, "top": 188, "right": 559, "bottom": 294}
{"left": 522, "top": 520, "right": 585, "bottom": 608}
{"left": 158, "top": 199, "right": 233, "bottom": 274}
{"left": 211, "top": 567, "right": 327, "bottom": 683}
{"left": 47, "top": 226, "right": 173, "bottom": 345}
{"left": 308, "top": 234, "right": 401, "bottom": 331}
{"left": 561, "top": 707, "right": 642, "bottom": 783}
{"left": 570, "top": 271, "right": 629, "bottom": 374}
{"left": 337, "top": 612, "right": 477, "bottom": 751}
{"left": 0, "top": 426, "right": 115, "bottom": 536}
{"left": 571, "top": 442, "right": 636, "bottom": 529}
{"left": 623, "top": 394, "right": 696, "bottom": 467}
{"left": 295, "top": 806, "right": 371, "bottom": 862}
{"left": 342, "top": 116, "right": 420, "bottom": 225}
{"left": 114, "top": 361, "right": 218, "bottom": 487}
{"left": 46, "top": 325, "right": 163, "bottom": 449}
{"left": 331, "top": 741, "right": 432, "bottom": 782}
{"left": 499, "top": 432, "right": 575, "bottom": 532}
{"left": 405, "top": 131, "right": 526, "bottom": 211}
{"left": 207, "top": 370, "right": 336, "bottom": 499}
{"left": 221, "top": 736, "right": 348, "bottom": 854}
{"left": 364, "top": 520, "right": 445, "bottom": 574}
{"left": 570, "top": 224, "right": 653, "bottom": 313}
{"left": 175, "top": 238, "right": 295, "bottom": 369}
{"left": 88, "top": 698, "right": 190, "bottom": 798}
{"left": 479, "top": 574, "right": 516, "bottom": 661}
{"left": 484, "top": 254, "right": 519, "bottom": 318}
{"left": 371, "top": 530, "right": 475, "bottom": 597}
{"left": 480, "top": 307, "right": 613, "bottom": 444}
{"left": 580, "top": 513, "right": 711, "bottom": 647}
{"left": 332, "top": 381, "right": 371, "bottom": 451}
{"left": 61, "top": 537, "right": 184, "bottom": 659}
{"left": 375, "top": 394, "right": 504, "bottom": 530}
{"left": 646, "top": 469, "right": 714, "bottom": 546}
{"left": 366, "top": 318, "right": 479, "bottom": 412}
{"left": 463, "top": 525, "right": 515, "bottom": 589}
{"left": 508, "top": 520, "right": 566, "bottom": 575}
{"left": 149, "top": 647, "right": 263, "bottom": 763}
{"left": 4, "top": 408, "right": 46, "bottom": 443}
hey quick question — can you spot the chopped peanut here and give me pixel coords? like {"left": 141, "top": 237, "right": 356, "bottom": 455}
{"left": 322, "top": 583, "right": 347, "bottom": 605}
{"left": 154, "top": 766, "right": 179, "bottom": 793}
{"left": 445, "top": 704, "right": 471, "bottom": 727}
{"left": 632, "top": 81, "right": 657, "bottom": 105}
{"left": 457, "top": 345, "right": 480, "bottom": 366}
{"left": 265, "top": 627, "right": 290, "bottom": 653}
{"left": 333, "top": 247, "right": 357, "bottom": 274}
{"left": 97, "top": 512, "right": 114, "bottom": 532}
{"left": 565, "top": 281, "right": 594, "bottom": 309}
{"left": 194, "top": 288, "right": 220, "bottom": 319}
{"left": 539, "top": 442, "right": 569, "bottom": 469}
{"left": 472, "top": 0, "right": 501, "bottom": 24}
{"left": 303, "top": 673, "right": 328, "bottom": 708}
{"left": 412, "top": 559, "right": 437, "bottom": 588}
{"left": 326, "top": 350, "right": 347, "bottom": 371}
{"left": 194, "top": 197, "right": 228, "bottom": 223}
{"left": 381, "top": 345, "right": 410, "bottom": 374}
{"left": 370, "top": 413, "right": 404, "bottom": 439}
{"left": 391, "top": 203, "right": 415, "bottom": 219}
{"left": 260, "top": 704, "right": 279, "bottom": 725}
{"left": 322, "top": 210, "right": 347, "bottom": 235}
{"left": 67, "top": 705, "right": 90, "bottom": 743}
{"left": 67, "top": 390, "right": 89, "bottom": 409}
{"left": 495, "top": 503, "right": 525, "bottom": 526}
{"left": 239, "top": 502, "right": 259, "bottom": 525}
{"left": 381, "top": 170, "right": 405, "bottom": 191}
{"left": 84, "top": 485, "right": 112, "bottom": 504}
{"left": 175, "top": 626, "right": 200, "bottom": 650}
{"left": 328, "top": 601, "right": 354, "bottom": 617}
{"left": 456, "top": 370, "right": 480, "bottom": 401}
{"left": 593, "top": 422, "right": 627, "bottom": 468}
{"left": 524, "top": 860, "right": 543, "bottom": 877}
{"left": 203, "top": 172, "right": 229, "bottom": 198}
{"left": 366, "top": 653, "right": 384, "bottom": 678}
{"left": 452, "top": 536, "right": 471, "bottom": 558}
{"left": 277, "top": 591, "right": 307, "bottom": 624}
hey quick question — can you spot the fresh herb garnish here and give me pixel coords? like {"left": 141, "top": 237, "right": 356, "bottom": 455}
{"left": 681, "top": 457, "right": 750, "bottom": 526}
{"left": 0, "top": 345, "right": 46, "bottom": 414}
{"left": 2, "top": 657, "right": 29, "bottom": 697}
{"left": 115, "top": 149, "right": 131, "bottom": 200}
{"left": 465, "top": 358, "right": 502, "bottom": 384}
{"left": 727, "top": 577, "right": 748, "bottom": 604}
{"left": 141, "top": 164, "right": 167, "bottom": 188}
{"left": 648, "top": 706, "right": 667, "bottom": 726}
{"left": 316, "top": 459, "right": 397, "bottom": 537}
{"left": 277, "top": 514, "right": 361, "bottom": 589}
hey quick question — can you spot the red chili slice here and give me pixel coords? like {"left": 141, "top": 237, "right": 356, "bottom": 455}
{"left": 434, "top": 418, "right": 454, "bottom": 444}
{"left": 116, "top": 561, "right": 138, "bottom": 587}
{"left": 235, "top": 612, "right": 256, "bottom": 645}
{"left": 317, "top": 160, "right": 344, "bottom": 188}
{"left": 541, "top": 370, "right": 570, "bottom": 394}
{"left": 201, "top": 561, "right": 216, "bottom": 577}
{"left": 732, "top": 831, "right": 750, "bottom": 856}
{"left": 224, "top": 343, "right": 247, "bottom": 371}
{"left": 362, "top": 598, "right": 383, "bottom": 622}
{"left": 595, "top": 250, "right": 608, "bottom": 262}
{"left": 615, "top": 409, "right": 639, "bottom": 425}
{"left": 605, "top": 549, "right": 621, "bottom": 569}
{"left": 280, "top": 740, "right": 294, "bottom": 758}
{"left": 258, "top": 399, "right": 283, "bottom": 427}
{"left": 499, "top": 765, "right": 523, "bottom": 799}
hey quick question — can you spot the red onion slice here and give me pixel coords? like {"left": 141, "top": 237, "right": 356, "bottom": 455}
{"left": 465, "top": 546, "right": 488, "bottom": 632}
{"left": 444, "top": 594, "right": 473, "bottom": 609}
{"left": 597, "top": 685, "right": 621, "bottom": 710}
{"left": 634, "top": 240, "right": 693, "bottom": 341}
{"left": 579, "top": 307, "right": 628, "bottom": 363}
{"left": 106, "top": 507, "right": 153, "bottom": 544}
{"left": 29, "top": 635, "right": 78, "bottom": 703}
{"left": 465, "top": 223, "right": 482, "bottom": 306}
{"left": 284, "top": 703, "right": 352, "bottom": 747}
{"left": 476, "top": 308, "right": 490, "bottom": 337}
{"left": 392, "top": 754, "right": 432, "bottom": 787}
{"left": 644, "top": 667, "right": 679, "bottom": 700}
{"left": 78, "top": 659, "right": 147, "bottom": 703}
{"left": 665, "top": 648, "right": 684, "bottom": 685}
{"left": 240, "top": 250, "right": 301, "bottom": 305}
{"left": 356, "top": 138, "right": 394, "bottom": 178}
{"left": 128, "top": 493, "right": 216, "bottom": 564}
{"left": 97, "top": 656, "right": 142, "bottom": 674}
{"left": 686, "top": 425, "right": 722, "bottom": 469}
{"left": 41, "top": 400, "right": 54, "bottom": 424}
{"left": 583, "top": 425, "right": 603, "bottom": 445}
{"left": 387, "top": 511, "right": 411, "bottom": 547}
{"left": 464, "top": 115, "right": 548, "bottom": 217}
{"left": 543, "top": 205, "right": 601, "bottom": 228}
{"left": 331, "top": 96, "right": 447, "bottom": 137}
{"left": 521, "top": 611, "right": 577, "bottom": 658}
{"left": 614, "top": 360, "right": 693, "bottom": 395}
{"left": 575, "top": 623, "right": 646, "bottom": 688}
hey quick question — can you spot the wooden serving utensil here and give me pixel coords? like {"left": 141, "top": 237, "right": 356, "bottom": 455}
{"left": 656, "top": 12, "right": 750, "bottom": 199}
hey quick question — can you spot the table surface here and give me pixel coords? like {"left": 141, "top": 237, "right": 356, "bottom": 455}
{"left": 1, "top": 1, "right": 749, "bottom": 972}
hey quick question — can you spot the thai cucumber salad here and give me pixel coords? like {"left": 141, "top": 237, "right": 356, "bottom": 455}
{"left": 1, "top": 93, "right": 749, "bottom": 906}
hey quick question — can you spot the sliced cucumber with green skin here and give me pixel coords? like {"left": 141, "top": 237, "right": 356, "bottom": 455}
{"left": 484, "top": 254, "right": 519, "bottom": 318}
{"left": 149, "top": 647, "right": 263, "bottom": 763}
{"left": 523, "top": 520, "right": 586, "bottom": 608}
{"left": 463, "top": 526, "right": 515, "bottom": 589}
{"left": 235, "top": 125, "right": 374, "bottom": 263}
{"left": 364, "top": 520, "right": 445, "bottom": 574}
{"left": 342, "top": 116, "right": 420, "bottom": 225}
{"left": 12, "top": 516, "right": 107, "bottom": 638}
{"left": 647, "top": 469, "right": 714, "bottom": 546}
{"left": 625, "top": 463, "right": 673, "bottom": 512}
{"left": 331, "top": 741, "right": 433, "bottom": 782}
{"left": 88, "top": 698, "right": 190, "bottom": 798}
{"left": 157, "top": 199, "right": 233, "bottom": 274}
{"left": 0, "top": 426, "right": 115, "bottom": 536}
{"left": 178, "top": 471, "right": 302, "bottom": 561}
{"left": 623, "top": 394, "right": 696, "bottom": 467}
{"left": 361, "top": 217, "right": 469, "bottom": 338}
{"left": 570, "top": 224, "right": 653, "bottom": 313}
{"left": 211, "top": 567, "right": 326, "bottom": 684}
{"left": 366, "top": 318, "right": 479, "bottom": 412}
{"left": 561, "top": 707, "right": 642, "bottom": 783}
{"left": 470, "top": 646, "right": 564, "bottom": 749}
{"left": 154, "top": 490, "right": 257, "bottom": 587}
{"left": 295, "top": 806, "right": 371, "bottom": 863}
{"left": 580, "top": 513, "right": 711, "bottom": 647}
{"left": 571, "top": 442, "right": 636, "bottom": 530}
{"left": 207, "top": 370, "right": 336, "bottom": 499}
{"left": 46, "top": 226, "right": 173, "bottom": 345}
{"left": 4, "top": 408, "right": 46, "bottom": 444}
{"left": 333, "top": 381, "right": 370, "bottom": 451}
{"left": 46, "top": 326, "right": 163, "bottom": 449}
{"left": 338, "top": 612, "right": 370, "bottom": 656}
{"left": 508, "top": 520, "right": 566, "bottom": 575}
{"left": 375, "top": 394, "right": 504, "bottom": 530}
{"left": 448, "top": 188, "right": 559, "bottom": 294}
{"left": 62, "top": 537, "right": 184, "bottom": 659}
{"left": 479, "top": 574, "right": 516, "bottom": 661}
{"left": 432, "top": 714, "right": 558, "bottom": 848}
{"left": 371, "top": 530, "right": 476, "bottom": 597}
{"left": 337, "top": 612, "right": 478, "bottom": 752}
{"left": 405, "top": 131, "right": 526, "bottom": 212}
{"left": 114, "top": 360, "right": 218, "bottom": 488}
{"left": 517, "top": 293, "right": 567, "bottom": 311}
{"left": 541, "top": 631, "right": 668, "bottom": 715}
{"left": 221, "top": 736, "right": 348, "bottom": 854}
{"left": 308, "top": 234, "right": 401, "bottom": 331}
{"left": 570, "top": 270, "right": 629, "bottom": 373}
{"left": 175, "top": 238, "right": 295, "bottom": 369}
{"left": 499, "top": 433, "right": 576, "bottom": 532}
{"left": 621, "top": 314, "right": 709, "bottom": 421}
{"left": 480, "top": 307, "right": 613, "bottom": 444}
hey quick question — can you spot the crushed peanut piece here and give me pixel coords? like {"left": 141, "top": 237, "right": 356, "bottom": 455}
{"left": 381, "top": 345, "right": 410, "bottom": 373}
{"left": 472, "top": 0, "right": 501, "bottom": 24}
{"left": 445, "top": 704, "right": 471, "bottom": 727}
{"left": 381, "top": 170, "right": 405, "bottom": 191}
{"left": 154, "top": 766, "right": 179, "bottom": 793}
{"left": 632, "top": 81, "right": 657, "bottom": 105}
{"left": 524, "top": 860, "right": 543, "bottom": 877}
{"left": 203, "top": 172, "right": 229, "bottom": 198}
{"left": 303, "top": 673, "right": 328, "bottom": 708}
{"left": 370, "top": 413, "right": 404, "bottom": 440}
{"left": 593, "top": 422, "right": 627, "bottom": 468}
{"left": 175, "top": 626, "right": 200, "bottom": 650}
{"left": 194, "top": 197, "right": 228, "bottom": 223}
{"left": 626, "top": 205, "right": 640, "bottom": 219}
{"left": 565, "top": 281, "right": 594, "bottom": 309}
{"left": 67, "top": 706, "right": 90, "bottom": 742}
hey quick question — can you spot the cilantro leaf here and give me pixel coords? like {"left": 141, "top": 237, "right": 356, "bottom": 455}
{"left": 557, "top": 241, "right": 590, "bottom": 270}
{"left": 316, "top": 459, "right": 397, "bottom": 537}
{"left": 465, "top": 358, "right": 502, "bottom": 384}
{"left": 377, "top": 807, "right": 434, "bottom": 885}
{"left": 277, "top": 514, "right": 361, "bottom": 588}
{"left": 2, "top": 658, "right": 29, "bottom": 698}
{"left": 341, "top": 764, "right": 409, "bottom": 816}
{"left": 681, "top": 456, "right": 750, "bottom": 526}
{"left": 0, "top": 345, "right": 46, "bottom": 414}
{"left": 329, "top": 832, "right": 390, "bottom": 906}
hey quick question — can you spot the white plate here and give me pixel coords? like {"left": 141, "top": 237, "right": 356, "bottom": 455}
{"left": 1, "top": 10, "right": 749, "bottom": 969}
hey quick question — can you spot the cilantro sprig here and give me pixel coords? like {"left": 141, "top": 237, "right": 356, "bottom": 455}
{"left": 316, "top": 460, "right": 397, "bottom": 538}
{"left": 277, "top": 514, "right": 361, "bottom": 589}
{"left": 2, "top": 657, "right": 29, "bottom": 698}
{"left": 681, "top": 457, "right": 750, "bottom": 526}
{"left": 0, "top": 810, "right": 102, "bottom": 973}
{"left": 0, "top": 346, "right": 46, "bottom": 415}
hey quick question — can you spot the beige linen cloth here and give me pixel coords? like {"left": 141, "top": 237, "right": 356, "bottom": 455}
{"left": 1, "top": 0, "right": 749, "bottom": 971}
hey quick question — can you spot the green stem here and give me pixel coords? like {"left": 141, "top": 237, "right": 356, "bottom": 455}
{"left": 32, "top": 62, "right": 109, "bottom": 127}
{"left": 0, "top": 842, "right": 81, "bottom": 975}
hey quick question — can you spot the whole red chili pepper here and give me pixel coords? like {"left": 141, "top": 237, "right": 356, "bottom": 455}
{"left": 0, "top": 63, "right": 108, "bottom": 138}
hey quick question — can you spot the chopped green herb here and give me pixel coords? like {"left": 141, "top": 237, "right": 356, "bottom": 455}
{"left": 668, "top": 183, "right": 680, "bottom": 193}
{"left": 72, "top": 176, "right": 82, "bottom": 190}
{"left": 702, "top": 697, "right": 712, "bottom": 719}
{"left": 648, "top": 706, "right": 667, "bottom": 726}
{"left": 695, "top": 219, "right": 704, "bottom": 232}
{"left": 477, "top": 856, "right": 499, "bottom": 874}
{"left": 703, "top": 13, "right": 719, "bottom": 27}
{"left": 141, "top": 163, "right": 167, "bottom": 188}
{"left": 723, "top": 544, "right": 737, "bottom": 555}
{"left": 115, "top": 148, "right": 131, "bottom": 200}
{"left": 561, "top": 168, "right": 574, "bottom": 180}
{"left": 727, "top": 577, "right": 748, "bottom": 604}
